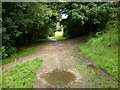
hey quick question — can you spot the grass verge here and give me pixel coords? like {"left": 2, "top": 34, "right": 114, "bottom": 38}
{"left": 2, "top": 58, "right": 42, "bottom": 88}
{"left": 80, "top": 28, "right": 118, "bottom": 80}
{"left": 2, "top": 45, "right": 41, "bottom": 65}
{"left": 77, "top": 64, "right": 118, "bottom": 88}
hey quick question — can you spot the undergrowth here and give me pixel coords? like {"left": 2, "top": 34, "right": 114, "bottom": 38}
{"left": 2, "top": 45, "right": 41, "bottom": 65}
{"left": 2, "top": 58, "right": 42, "bottom": 88}
{"left": 80, "top": 23, "right": 118, "bottom": 80}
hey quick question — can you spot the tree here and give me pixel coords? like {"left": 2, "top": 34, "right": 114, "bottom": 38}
{"left": 59, "top": 2, "right": 118, "bottom": 38}
{"left": 2, "top": 2, "right": 60, "bottom": 58}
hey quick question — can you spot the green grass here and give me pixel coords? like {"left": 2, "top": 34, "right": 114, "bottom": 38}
{"left": 2, "top": 58, "right": 43, "bottom": 88}
{"left": 77, "top": 64, "right": 105, "bottom": 88}
{"left": 77, "top": 64, "right": 118, "bottom": 88}
{"left": 80, "top": 28, "right": 118, "bottom": 80}
{"left": 2, "top": 45, "right": 41, "bottom": 65}
{"left": 49, "top": 30, "right": 66, "bottom": 40}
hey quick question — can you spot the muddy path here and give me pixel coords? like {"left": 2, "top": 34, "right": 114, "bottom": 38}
{"left": 2, "top": 36, "right": 118, "bottom": 88}
{"left": 34, "top": 37, "right": 88, "bottom": 88}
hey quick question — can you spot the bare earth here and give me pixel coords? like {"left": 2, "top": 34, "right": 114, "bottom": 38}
{"left": 2, "top": 36, "right": 118, "bottom": 88}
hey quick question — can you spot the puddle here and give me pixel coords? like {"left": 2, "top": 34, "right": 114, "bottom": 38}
{"left": 40, "top": 69, "right": 76, "bottom": 86}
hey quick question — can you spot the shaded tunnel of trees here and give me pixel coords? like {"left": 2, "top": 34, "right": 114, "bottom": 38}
{"left": 2, "top": 2, "right": 119, "bottom": 58}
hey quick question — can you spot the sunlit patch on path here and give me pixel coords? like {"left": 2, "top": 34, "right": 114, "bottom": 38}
{"left": 49, "top": 38, "right": 57, "bottom": 41}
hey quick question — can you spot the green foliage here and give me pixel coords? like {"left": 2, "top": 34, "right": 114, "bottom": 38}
{"left": 60, "top": 2, "right": 118, "bottom": 38}
{"left": 2, "top": 46, "right": 16, "bottom": 59}
{"left": 2, "top": 58, "right": 42, "bottom": 88}
{"left": 80, "top": 22, "right": 118, "bottom": 80}
{"left": 49, "top": 30, "right": 66, "bottom": 40}
{"left": 2, "top": 2, "right": 60, "bottom": 58}
{"left": 48, "top": 29, "right": 56, "bottom": 37}
{"left": 2, "top": 45, "right": 40, "bottom": 65}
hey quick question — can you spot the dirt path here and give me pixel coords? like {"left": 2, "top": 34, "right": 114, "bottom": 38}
{"left": 2, "top": 36, "right": 118, "bottom": 88}
{"left": 2, "top": 37, "right": 87, "bottom": 70}
{"left": 34, "top": 37, "right": 88, "bottom": 88}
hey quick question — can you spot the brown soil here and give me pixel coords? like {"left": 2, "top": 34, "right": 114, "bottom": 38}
{"left": 33, "top": 37, "right": 87, "bottom": 88}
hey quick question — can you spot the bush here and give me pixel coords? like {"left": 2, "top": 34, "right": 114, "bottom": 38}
{"left": 2, "top": 46, "right": 16, "bottom": 59}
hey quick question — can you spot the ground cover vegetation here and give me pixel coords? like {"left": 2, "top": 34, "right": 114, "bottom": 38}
{"left": 80, "top": 21, "right": 119, "bottom": 80}
{"left": 2, "top": 58, "right": 42, "bottom": 88}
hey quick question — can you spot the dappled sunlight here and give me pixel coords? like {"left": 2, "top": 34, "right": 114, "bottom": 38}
{"left": 49, "top": 30, "right": 66, "bottom": 40}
